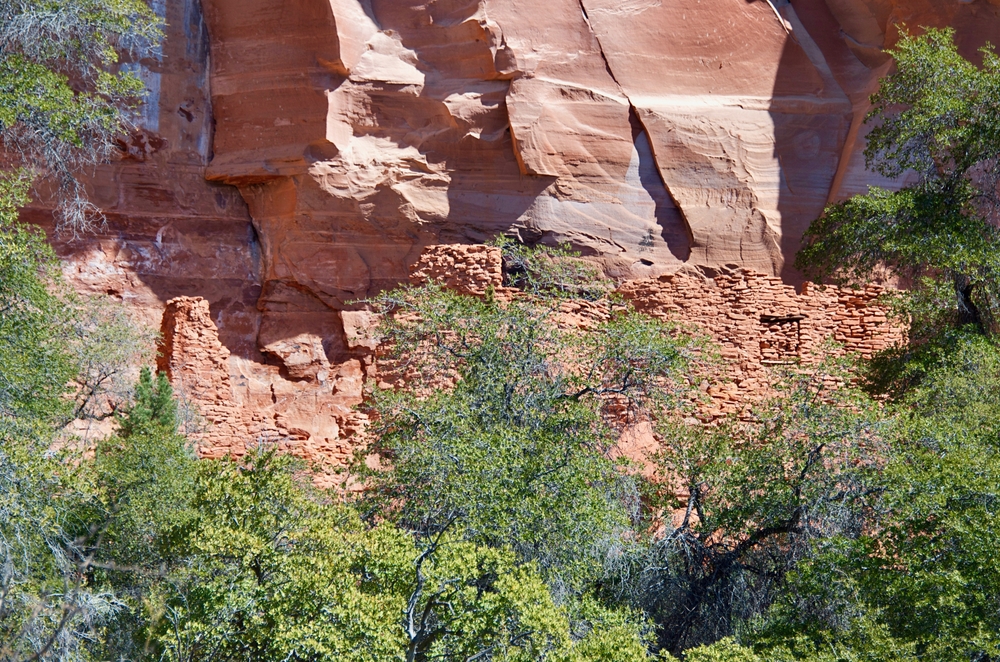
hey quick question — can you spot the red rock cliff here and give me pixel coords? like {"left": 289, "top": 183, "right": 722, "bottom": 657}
{"left": 21, "top": 0, "right": 1000, "bottom": 460}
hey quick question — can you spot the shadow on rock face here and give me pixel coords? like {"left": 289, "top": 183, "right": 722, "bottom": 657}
{"left": 629, "top": 108, "right": 691, "bottom": 263}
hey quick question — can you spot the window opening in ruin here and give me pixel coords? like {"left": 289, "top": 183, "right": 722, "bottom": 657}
{"left": 760, "top": 314, "right": 804, "bottom": 364}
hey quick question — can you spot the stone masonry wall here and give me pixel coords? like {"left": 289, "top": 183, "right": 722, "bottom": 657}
{"left": 158, "top": 246, "right": 905, "bottom": 467}
{"left": 621, "top": 270, "right": 903, "bottom": 362}
{"left": 620, "top": 270, "right": 905, "bottom": 418}
{"left": 158, "top": 297, "right": 369, "bottom": 482}
{"left": 409, "top": 245, "right": 504, "bottom": 296}
{"left": 158, "top": 297, "right": 275, "bottom": 458}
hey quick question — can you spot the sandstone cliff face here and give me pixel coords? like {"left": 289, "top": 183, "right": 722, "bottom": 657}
{"left": 22, "top": 0, "right": 1000, "bottom": 459}
{"left": 22, "top": 0, "right": 261, "bottom": 359}
{"left": 201, "top": 0, "right": 1000, "bottom": 293}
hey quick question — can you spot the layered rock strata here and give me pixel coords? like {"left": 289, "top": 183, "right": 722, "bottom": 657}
{"left": 22, "top": 0, "right": 261, "bottom": 357}
{"left": 201, "top": 0, "right": 1000, "bottom": 308}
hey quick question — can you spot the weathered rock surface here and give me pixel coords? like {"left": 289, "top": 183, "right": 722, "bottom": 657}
{"left": 21, "top": 0, "right": 261, "bottom": 358}
{"left": 201, "top": 0, "right": 1000, "bottom": 289}
{"left": 19, "top": 0, "right": 1000, "bottom": 462}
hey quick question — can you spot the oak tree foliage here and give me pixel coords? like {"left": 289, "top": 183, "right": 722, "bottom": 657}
{"left": 797, "top": 29, "right": 1000, "bottom": 342}
{"left": 0, "top": 0, "right": 162, "bottom": 231}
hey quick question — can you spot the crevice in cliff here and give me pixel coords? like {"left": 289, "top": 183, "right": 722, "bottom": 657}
{"left": 763, "top": 0, "right": 792, "bottom": 34}
{"left": 575, "top": 0, "right": 695, "bottom": 253}
{"left": 628, "top": 107, "right": 693, "bottom": 260}
{"left": 630, "top": 108, "right": 695, "bottom": 252}
{"left": 357, "top": 0, "right": 380, "bottom": 28}
{"left": 777, "top": 3, "right": 850, "bottom": 107}
{"left": 577, "top": 0, "right": 624, "bottom": 96}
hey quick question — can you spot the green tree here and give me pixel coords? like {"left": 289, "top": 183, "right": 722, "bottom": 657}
{"left": 741, "top": 335, "right": 1000, "bottom": 661}
{"left": 85, "top": 368, "right": 197, "bottom": 660}
{"left": 0, "top": 210, "right": 141, "bottom": 661}
{"left": 0, "top": 172, "right": 76, "bottom": 425}
{"left": 607, "top": 359, "right": 884, "bottom": 656}
{"left": 765, "top": 34, "right": 1000, "bottom": 658}
{"left": 0, "top": 178, "right": 154, "bottom": 661}
{"left": 0, "top": 168, "right": 150, "bottom": 661}
{"left": 796, "top": 29, "right": 1000, "bottom": 341}
{"left": 0, "top": 0, "right": 162, "bottom": 230}
{"left": 0, "top": 0, "right": 161, "bottom": 427}
{"left": 359, "top": 249, "right": 694, "bottom": 594}
{"left": 0, "top": 171, "right": 153, "bottom": 430}
{"left": 0, "top": 440, "right": 121, "bottom": 661}
{"left": 114, "top": 367, "right": 178, "bottom": 438}
{"left": 74, "top": 363, "right": 658, "bottom": 661}
{"left": 0, "top": 421, "right": 122, "bottom": 662}
{"left": 142, "top": 448, "right": 655, "bottom": 662}
{"left": 0, "top": 380, "right": 149, "bottom": 652}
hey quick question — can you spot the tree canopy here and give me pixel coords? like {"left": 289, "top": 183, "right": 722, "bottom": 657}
{"left": 797, "top": 29, "right": 1000, "bottom": 339}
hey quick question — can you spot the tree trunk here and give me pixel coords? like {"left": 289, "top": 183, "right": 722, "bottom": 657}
{"left": 955, "top": 274, "right": 984, "bottom": 330}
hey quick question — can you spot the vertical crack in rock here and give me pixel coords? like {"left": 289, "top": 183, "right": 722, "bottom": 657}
{"left": 771, "top": 3, "right": 854, "bottom": 218}
{"left": 575, "top": 0, "right": 864, "bottom": 276}
{"left": 763, "top": 0, "right": 792, "bottom": 34}
{"left": 778, "top": 5, "right": 850, "bottom": 106}
{"left": 629, "top": 106, "right": 694, "bottom": 254}
{"left": 576, "top": 0, "right": 694, "bottom": 250}
{"left": 577, "top": 0, "right": 624, "bottom": 93}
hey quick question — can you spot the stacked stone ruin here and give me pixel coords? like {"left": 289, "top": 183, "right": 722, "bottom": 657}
{"left": 409, "top": 244, "right": 504, "bottom": 295}
{"left": 159, "top": 245, "right": 905, "bottom": 466}
{"left": 619, "top": 271, "right": 903, "bottom": 417}
{"left": 157, "top": 297, "right": 277, "bottom": 459}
